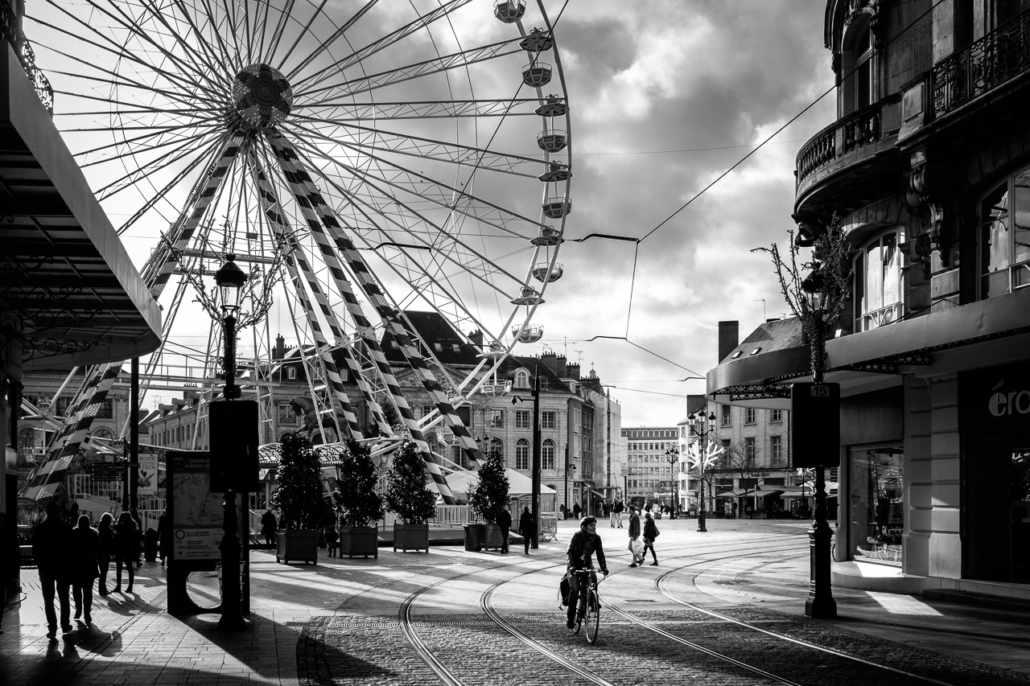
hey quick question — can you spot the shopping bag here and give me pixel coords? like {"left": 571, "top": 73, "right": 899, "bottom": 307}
{"left": 559, "top": 574, "right": 571, "bottom": 607}
{"left": 630, "top": 538, "right": 643, "bottom": 558}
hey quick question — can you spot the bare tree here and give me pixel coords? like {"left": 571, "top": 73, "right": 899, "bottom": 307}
{"left": 724, "top": 440, "right": 763, "bottom": 517}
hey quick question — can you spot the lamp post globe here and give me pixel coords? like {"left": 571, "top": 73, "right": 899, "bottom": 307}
{"left": 665, "top": 447, "right": 679, "bottom": 518}
{"left": 689, "top": 409, "right": 717, "bottom": 533}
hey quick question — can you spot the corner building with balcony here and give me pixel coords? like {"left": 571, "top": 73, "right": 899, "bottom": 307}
{"left": 709, "top": 0, "right": 1030, "bottom": 601}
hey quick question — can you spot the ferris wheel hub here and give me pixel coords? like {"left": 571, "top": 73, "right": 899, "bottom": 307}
{"left": 232, "top": 64, "right": 293, "bottom": 129}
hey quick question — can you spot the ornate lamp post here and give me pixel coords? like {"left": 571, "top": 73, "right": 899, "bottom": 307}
{"left": 664, "top": 446, "right": 679, "bottom": 518}
{"left": 214, "top": 255, "right": 247, "bottom": 631}
{"left": 801, "top": 265, "right": 837, "bottom": 620}
{"left": 688, "top": 409, "right": 718, "bottom": 532}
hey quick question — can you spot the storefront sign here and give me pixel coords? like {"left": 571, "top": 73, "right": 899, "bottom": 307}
{"left": 138, "top": 453, "right": 158, "bottom": 495}
{"left": 167, "top": 451, "right": 222, "bottom": 561}
{"left": 960, "top": 363, "right": 1030, "bottom": 434}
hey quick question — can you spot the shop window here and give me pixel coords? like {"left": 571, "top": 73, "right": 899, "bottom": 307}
{"left": 542, "top": 439, "right": 555, "bottom": 470}
{"left": 848, "top": 446, "right": 904, "bottom": 567}
{"left": 515, "top": 439, "right": 529, "bottom": 470}
{"left": 853, "top": 228, "right": 904, "bottom": 332}
{"left": 981, "top": 167, "right": 1030, "bottom": 298}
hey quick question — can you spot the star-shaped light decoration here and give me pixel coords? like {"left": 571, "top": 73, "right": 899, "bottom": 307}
{"left": 687, "top": 440, "right": 724, "bottom": 475}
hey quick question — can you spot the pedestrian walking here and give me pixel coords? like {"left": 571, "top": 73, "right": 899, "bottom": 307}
{"left": 71, "top": 515, "right": 104, "bottom": 626}
{"left": 114, "top": 511, "right": 138, "bottom": 594}
{"left": 325, "top": 524, "right": 339, "bottom": 557}
{"left": 614, "top": 499, "right": 624, "bottom": 528}
{"left": 518, "top": 506, "right": 535, "bottom": 554}
{"left": 32, "top": 501, "right": 74, "bottom": 639}
{"left": 0, "top": 512, "right": 20, "bottom": 635}
{"left": 628, "top": 507, "right": 643, "bottom": 567}
{"left": 261, "top": 509, "right": 277, "bottom": 546}
{"left": 572, "top": 502, "right": 581, "bottom": 519}
{"left": 641, "top": 510, "right": 660, "bottom": 566}
{"left": 559, "top": 504, "right": 566, "bottom": 520}
{"left": 497, "top": 507, "right": 512, "bottom": 554}
{"left": 157, "top": 510, "right": 171, "bottom": 567}
{"left": 96, "top": 513, "right": 115, "bottom": 595}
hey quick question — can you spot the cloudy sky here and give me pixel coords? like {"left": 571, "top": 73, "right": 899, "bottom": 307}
{"left": 33, "top": 0, "right": 836, "bottom": 428}
{"left": 521, "top": 0, "right": 835, "bottom": 426}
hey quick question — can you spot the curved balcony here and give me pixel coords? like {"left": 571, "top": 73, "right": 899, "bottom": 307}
{"left": 794, "top": 96, "right": 902, "bottom": 215}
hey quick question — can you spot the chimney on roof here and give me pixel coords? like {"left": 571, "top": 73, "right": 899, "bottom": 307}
{"left": 556, "top": 354, "right": 567, "bottom": 376}
{"left": 718, "top": 320, "right": 739, "bottom": 363}
{"left": 541, "top": 350, "right": 557, "bottom": 373}
{"left": 468, "top": 329, "right": 483, "bottom": 348}
{"left": 567, "top": 363, "right": 580, "bottom": 380}
{"left": 275, "top": 334, "right": 286, "bottom": 360}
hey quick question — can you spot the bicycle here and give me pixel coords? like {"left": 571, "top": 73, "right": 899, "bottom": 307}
{"left": 570, "top": 567, "right": 604, "bottom": 643}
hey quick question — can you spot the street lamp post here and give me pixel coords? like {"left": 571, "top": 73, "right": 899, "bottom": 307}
{"left": 688, "top": 409, "right": 718, "bottom": 533}
{"left": 664, "top": 446, "right": 679, "bottom": 518}
{"left": 215, "top": 255, "right": 247, "bottom": 632}
{"left": 801, "top": 266, "right": 837, "bottom": 619}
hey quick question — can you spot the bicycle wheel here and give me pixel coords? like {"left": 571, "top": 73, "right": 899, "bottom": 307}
{"left": 584, "top": 589, "right": 600, "bottom": 644}
{"left": 572, "top": 600, "right": 583, "bottom": 635}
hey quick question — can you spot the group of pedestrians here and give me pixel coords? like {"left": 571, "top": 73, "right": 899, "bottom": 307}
{"left": 626, "top": 506, "right": 660, "bottom": 567}
{"left": 29, "top": 501, "right": 160, "bottom": 640}
{"left": 494, "top": 506, "right": 537, "bottom": 554}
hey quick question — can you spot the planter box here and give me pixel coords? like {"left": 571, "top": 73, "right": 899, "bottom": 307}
{"left": 276, "top": 529, "right": 318, "bottom": 565}
{"left": 393, "top": 523, "right": 429, "bottom": 553}
{"left": 463, "top": 523, "right": 485, "bottom": 551}
{"left": 481, "top": 523, "right": 505, "bottom": 551}
{"left": 339, "top": 526, "right": 379, "bottom": 559}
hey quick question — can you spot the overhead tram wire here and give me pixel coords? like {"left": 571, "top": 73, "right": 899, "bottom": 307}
{"left": 564, "top": 0, "right": 948, "bottom": 372}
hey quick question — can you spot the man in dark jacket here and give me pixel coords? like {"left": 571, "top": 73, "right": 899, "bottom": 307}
{"left": 518, "top": 506, "right": 535, "bottom": 554}
{"left": 497, "top": 507, "right": 512, "bottom": 554}
{"left": 564, "top": 517, "right": 608, "bottom": 628}
{"left": 32, "top": 501, "right": 75, "bottom": 639}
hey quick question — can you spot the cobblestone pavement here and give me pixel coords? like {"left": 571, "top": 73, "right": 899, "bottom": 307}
{"left": 2, "top": 519, "right": 1029, "bottom": 685}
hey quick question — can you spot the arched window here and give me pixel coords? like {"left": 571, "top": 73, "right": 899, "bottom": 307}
{"left": 840, "top": 16, "right": 876, "bottom": 116}
{"left": 93, "top": 427, "right": 114, "bottom": 440}
{"left": 515, "top": 438, "right": 530, "bottom": 470}
{"left": 514, "top": 368, "right": 530, "bottom": 389}
{"left": 542, "top": 439, "right": 555, "bottom": 470}
{"left": 853, "top": 227, "right": 904, "bottom": 331}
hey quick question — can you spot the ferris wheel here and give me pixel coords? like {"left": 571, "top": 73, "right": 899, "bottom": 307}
{"left": 22, "top": 0, "right": 571, "bottom": 505}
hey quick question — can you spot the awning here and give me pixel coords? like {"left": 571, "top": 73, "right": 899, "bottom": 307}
{"left": 1, "top": 45, "right": 161, "bottom": 369}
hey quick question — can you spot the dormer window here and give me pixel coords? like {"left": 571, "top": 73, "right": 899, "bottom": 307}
{"left": 288, "top": 367, "right": 297, "bottom": 380}
{"left": 514, "top": 368, "right": 530, "bottom": 389}
{"left": 853, "top": 227, "right": 904, "bottom": 332}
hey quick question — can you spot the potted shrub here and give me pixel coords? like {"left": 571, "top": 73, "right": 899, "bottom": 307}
{"left": 468, "top": 444, "right": 509, "bottom": 551}
{"left": 272, "top": 433, "right": 324, "bottom": 565}
{"left": 332, "top": 439, "right": 384, "bottom": 559}
{"left": 385, "top": 440, "right": 436, "bottom": 553}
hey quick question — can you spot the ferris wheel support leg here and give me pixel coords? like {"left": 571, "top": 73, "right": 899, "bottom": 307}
{"left": 264, "top": 130, "right": 456, "bottom": 504}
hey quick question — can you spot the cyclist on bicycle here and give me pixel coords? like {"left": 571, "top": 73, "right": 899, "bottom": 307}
{"left": 565, "top": 516, "right": 608, "bottom": 628}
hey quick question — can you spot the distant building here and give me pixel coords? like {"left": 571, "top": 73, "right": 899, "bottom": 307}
{"left": 620, "top": 425, "right": 678, "bottom": 508}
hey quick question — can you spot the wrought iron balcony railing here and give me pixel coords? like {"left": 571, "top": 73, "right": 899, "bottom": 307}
{"left": 1, "top": 0, "right": 54, "bottom": 115}
{"left": 933, "top": 8, "right": 1030, "bottom": 118}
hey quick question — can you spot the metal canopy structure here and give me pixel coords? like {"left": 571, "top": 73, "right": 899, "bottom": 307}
{"left": 0, "top": 44, "right": 161, "bottom": 370}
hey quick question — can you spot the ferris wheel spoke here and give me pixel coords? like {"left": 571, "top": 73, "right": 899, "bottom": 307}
{"left": 280, "top": 0, "right": 379, "bottom": 81}
{"left": 290, "top": 0, "right": 475, "bottom": 94}
{"left": 89, "top": 0, "right": 229, "bottom": 100}
{"left": 33, "top": 3, "right": 223, "bottom": 104}
{"left": 187, "top": 0, "right": 243, "bottom": 74}
{"left": 272, "top": 0, "right": 330, "bottom": 77}
{"left": 289, "top": 117, "right": 544, "bottom": 177}
{"left": 296, "top": 37, "right": 523, "bottom": 103}
{"left": 286, "top": 122, "right": 545, "bottom": 239}
{"left": 41, "top": 58, "right": 225, "bottom": 111}
{"left": 295, "top": 98, "right": 544, "bottom": 120}
{"left": 261, "top": 0, "right": 300, "bottom": 68}
{"left": 159, "top": 0, "right": 244, "bottom": 92}
{"left": 288, "top": 134, "right": 533, "bottom": 282}
{"left": 92, "top": 128, "right": 222, "bottom": 202}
